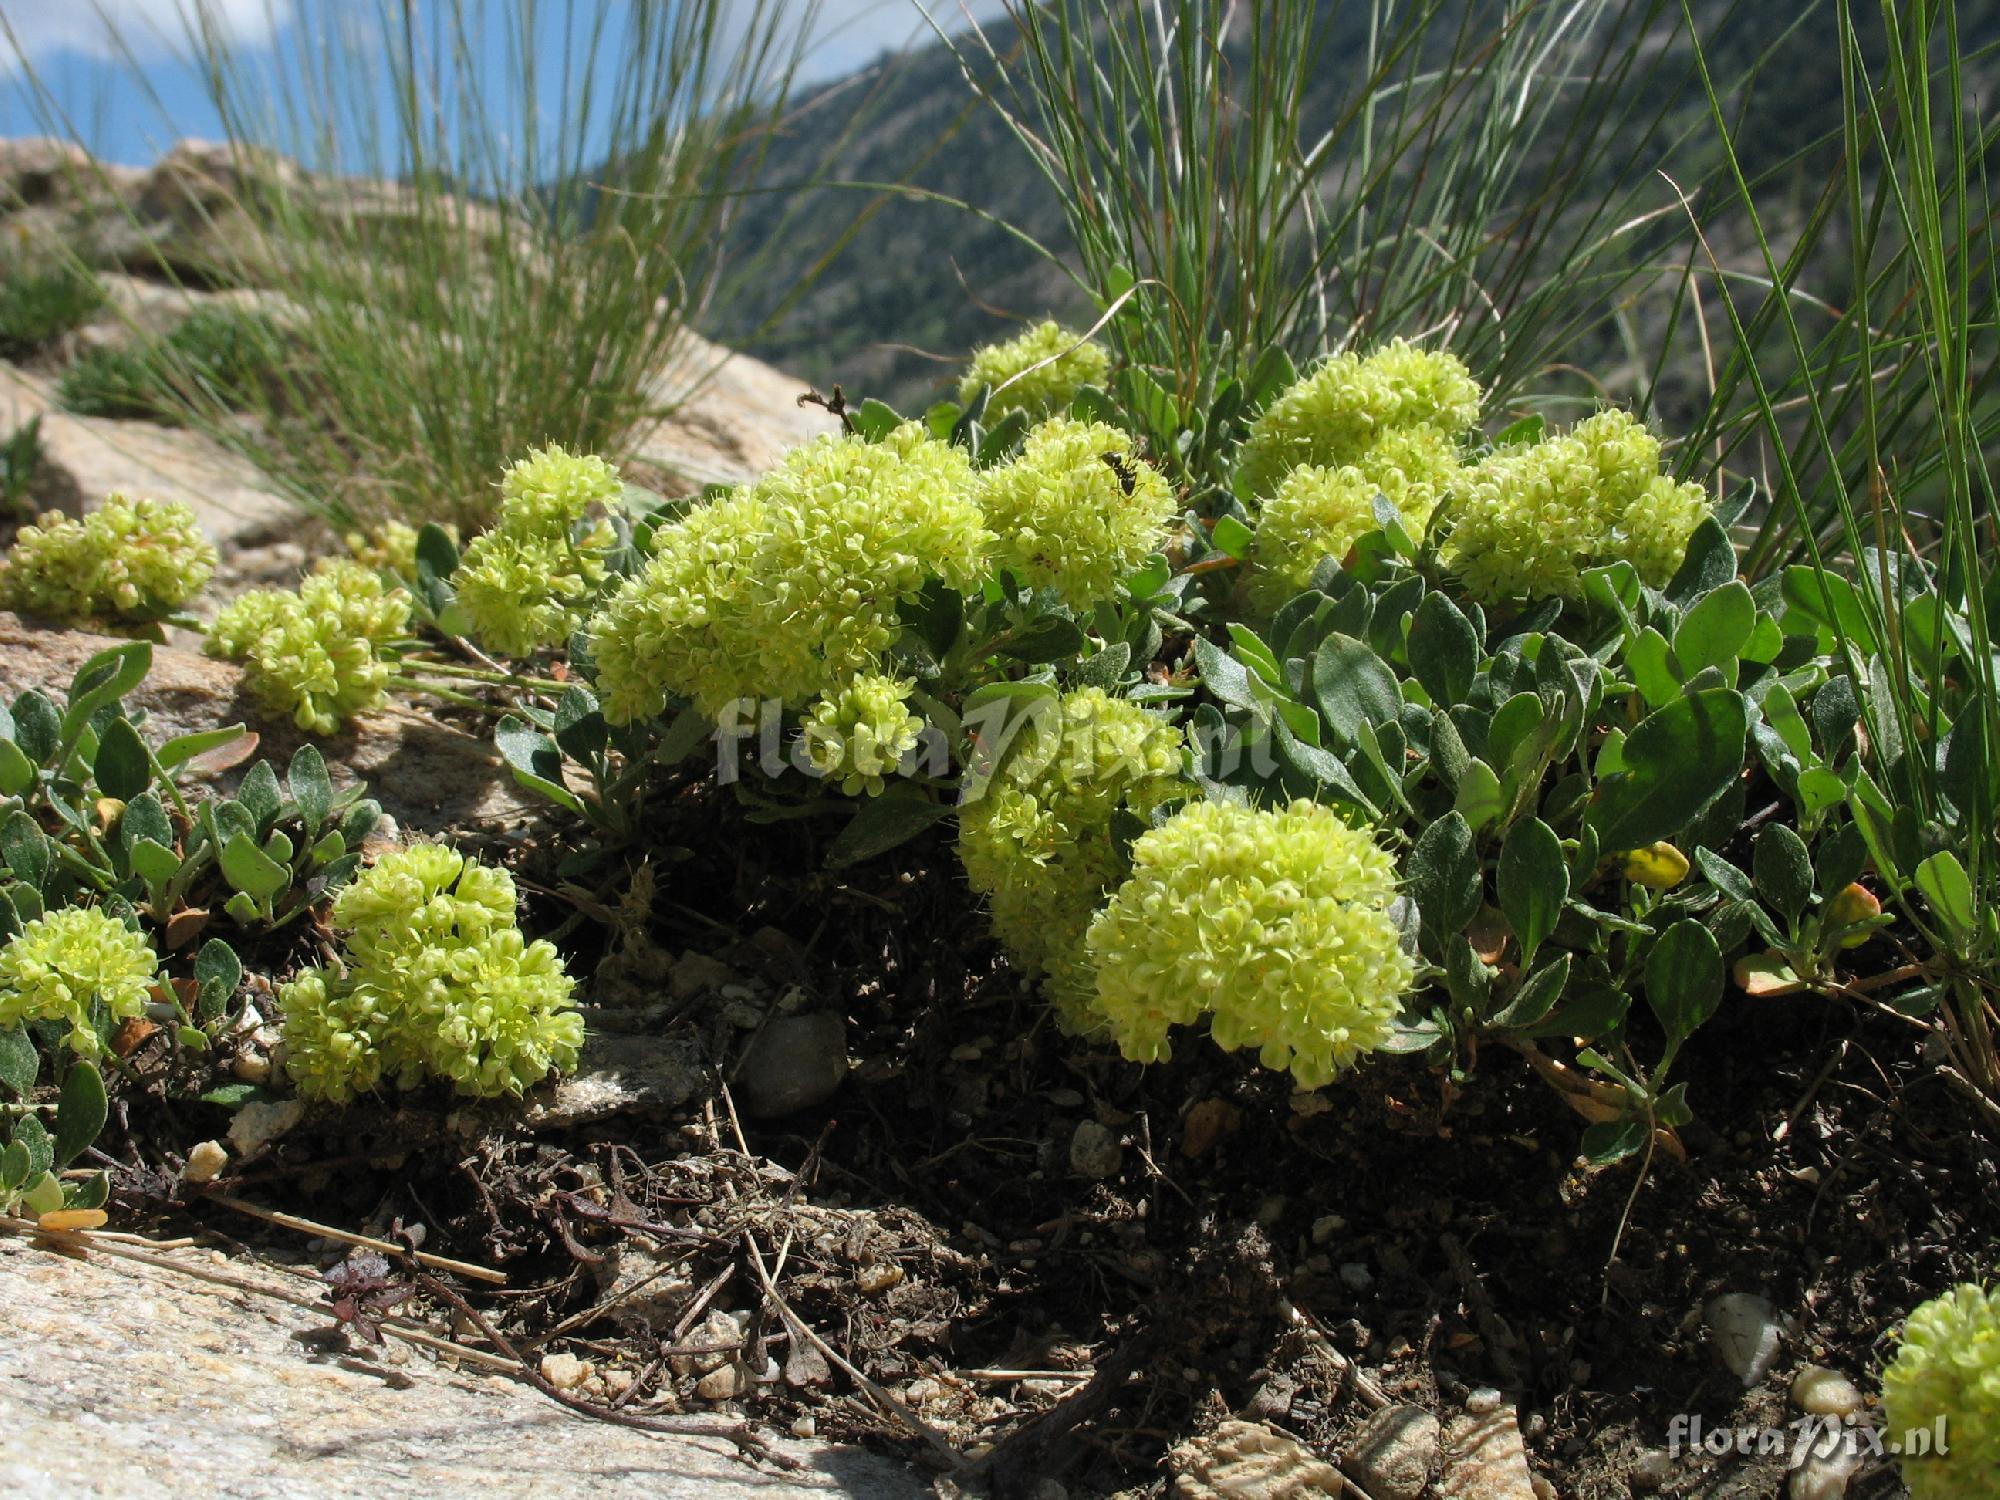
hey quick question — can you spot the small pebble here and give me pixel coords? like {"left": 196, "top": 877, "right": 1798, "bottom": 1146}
{"left": 856, "top": 1261, "right": 905, "bottom": 1295}
{"left": 1789, "top": 1445, "right": 1861, "bottom": 1500}
{"left": 695, "top": 1363, "right": 746, "bottom": 1401}
{"left": 1466, "top": 1387, "right": 1503, "bottom": 1416}
{"left": 736, "top": 1012, "right": 848, "bottom": 1118}
{"left": 1339, "top": 1403, "right": 1439, "bottom": 1500}
{"left": 226, "top": 1099, "right": 304, "bottom": 1159}
{"left": 1628, "top": 1448, "right": 1672, "bottom": 1490}
{"left": 1791, "top": 1365, "right": 1865, "bottom": 1420}
{"left": 671, "top": 1311, "right": 742, "bottom": 1376}
{"left": 1311, "top": 1214, "right": 1346, "bottom": 1244}
{"left": 230, "top": 1051, "right": 272, "bottom": 1084}
{"left": 181, "top": 1140, "right": 229, "bottom": 1185}
{"left": 1704, "top": 1292, "right": 1785, "bottom": 1386}
{"left": 1339, "top": 1262, "right": 1373, "bottom": 1292}
{"left": 1068, "top": 1120, "right": 1123, "bottom": 1179}
{"left": 790, "top": 1415, "right": 817, "bottom": 1439}
{"left": 540, "top": 1352, "right": 590, "bottom": 1391}
{"left": 1031, "top": 1481, "right": 1069, "bottom": 1500}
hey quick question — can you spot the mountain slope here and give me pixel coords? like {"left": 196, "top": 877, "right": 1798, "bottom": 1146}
{"left": 702, "top": 1, "right": 1999, "bottom": 412}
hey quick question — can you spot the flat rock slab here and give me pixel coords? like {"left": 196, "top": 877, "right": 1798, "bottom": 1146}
{"left": 0, "top": 613, "right": 536, "bottom": 834}
{"left": 0, "top": 1235, "right": 925, "bottom": 1499}
{"left": 634, "top": 341, "right": 839, "bottom": 490}
{"left": 1, "top": 363, "right": 293, "bottom": 547}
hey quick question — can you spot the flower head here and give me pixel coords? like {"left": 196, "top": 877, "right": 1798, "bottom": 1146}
{"left": 0, "top": 494, "right": 215, "bottom": 627}
{"left": 279, "top": 844, "right": 582, "bottom": 1102}
{"left": 1085, "top": 798, "right": 1412, "bottom": 1088}
{"left": 591, "top": 423, "right": 989, "bottom": 722}
{"left": 0, "top": 906, "right": 157, "bottom": 1058}
{"left": 1238, "top": 340, "right": 1482, "bottom": 496}
{"left": 1250, "top": 425, "right": 1462, "bottom": 607}
{"left": 206, "top": 559, "right": 412, "bottom": 735}
{"left": 454, "top": 448, "right": 620, "bottom": 658}
{"left": 454, "top": 530, "right": 605, "bottom": 658}
{"left": 959, "top": 321, "right": 1112, "bottom": 421}
{"left": 979, "top": 417, "right": 1176, "bottom": 609}
{"left": 1883, "top": 1282, "right": 2000, "bottom": 1500}
{"left": 497, "top": 445, "right": 624, "bottom": 536}
{"left": 958, "top": 688, "right": 1186, "bottom": 1030}
{"left": 1444, "top": 408, "right": 1710, "bottom": 603}
{"left": 344, "top": 519, "right": 427, "bottom": 579}
{"left": 800, "top": 673, "right": 926, "bottom": 796}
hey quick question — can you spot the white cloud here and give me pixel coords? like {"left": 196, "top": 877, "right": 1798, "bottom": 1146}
{"left": 0, "top": 0, "right": 289, "bottom": 73}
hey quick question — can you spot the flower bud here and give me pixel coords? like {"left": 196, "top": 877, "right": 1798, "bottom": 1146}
{"left": 1826, "top": 882, "right": 1883, "bottom": 949}
{"left": 1622, "top": 841, "right": 1690, "bottom": 889}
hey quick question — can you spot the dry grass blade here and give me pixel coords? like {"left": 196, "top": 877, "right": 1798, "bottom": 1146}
{"left": 202, "top": 1191, "right": 509, "bottom": 1285}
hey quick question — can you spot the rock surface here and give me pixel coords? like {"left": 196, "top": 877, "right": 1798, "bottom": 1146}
{"left": 735, "top": 1013, "right": 850, "bottom": 1119}
{"left": 2, "top": 136, "right": 834, "bottom": 530}
{"left": 0, "top": 1233, "right": 923, "bottom": 1499}
{"left": 522, "top": 1029, "right": 708, "bottom": 1128}
{"left": 1341, "top": 1403, "right": 1440, "bottom": 1500}
{"left": 1170, "top": 1419, "right": 1348, "bottom": 1498}
{"left": 1439, "top": 1405, "right": 1539, "bottom": 1500}
{"left": 0, "top": 612, "right": 537, "bottom": 833}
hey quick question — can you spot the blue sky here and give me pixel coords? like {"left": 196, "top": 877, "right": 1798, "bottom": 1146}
{"left": 1, "top": 1, "right": 999, "bottom": 168}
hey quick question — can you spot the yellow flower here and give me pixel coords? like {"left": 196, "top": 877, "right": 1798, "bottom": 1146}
{"left": 1882, "top": 1282, "right": 2000, "bottom": 1500}
{"left": 0, "top": 907, "right": 157, "bottom": 1058}
{"left": 979, "top": 417, "right": 1176, "bottom": 609}
{"left": 800, "top": 674, "right": 925, "bottom": 796}
{"left": 1444, "top": 409, "right": 1710, "bottom": 603}
{"left": 1238, "top": 340, "right": 1482, "bottom": 496}
{"left": 0, "top": 494, "right": 215, "bottom": 627}
{"left": 206, "top": 560, "right": 412, "bottom": 735}
{"left": 1086, "top": 799, "right": 1412, "bottom": 1088}
{"left": 279, "top": 844, "right": 581, "bottom": 1102}
{"left": 591, "top": 424, "right": 989, "bottom": 722}
{"left": 960, "top": 321, "right": 1112, "bottom": 421}
{"left": 958, "top": 689, "right": 1186, "bottom": 1032}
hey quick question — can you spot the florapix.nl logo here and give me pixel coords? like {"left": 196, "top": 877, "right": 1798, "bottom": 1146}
{"left": 1666, "top": 1412, "right": 1948, "bottom": 1466}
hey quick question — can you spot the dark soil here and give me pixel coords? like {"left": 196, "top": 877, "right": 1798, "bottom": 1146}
{"left": 102, "top": 786, "right": 2000, "bottom": 1499}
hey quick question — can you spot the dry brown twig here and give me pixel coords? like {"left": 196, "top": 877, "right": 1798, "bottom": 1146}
{"left": 385, "top": 1225, "right": 805, "bottom": 1473}
{"left": 201, "top": 1192, "right": 509, "bottom": 1284}
{"left": 740, "top": 1227, "right": 963, "bottom": 1472}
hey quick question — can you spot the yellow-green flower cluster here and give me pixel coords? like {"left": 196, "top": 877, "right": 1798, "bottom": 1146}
{"left": 958, "top": 688, "right": 1186, "bottom": 1031}
{"left": 1238, "top": 340, "right": 1482, "bottom": 496}
{"left": 206, "top": 560, "right": 412, "bottom": 735}
{"left": 979, "top": 417, "right": 1176, "bottom": 609}
{"left": 278, "top": 844, "right": 583, "bottom": 1102}
{"left": 591, "top": 424, "right": 989, "bottom": 722}
{"left": 1444, "top": 408, "right": 1710, "bottom": 603}
{"left": 345, "top": 519, "right": 425, "bottom": 579}
{"left": 800, "top": 674, "right": 925, "bottom": 796}
{"left": 959, "top": 321, "right": 1112, "bottom": 422}
{"left": 0, "top": 906, "right": 157, "bottom": 1058}
{"left": 0, "top": 495, "right": 215, "bottom": 627}
{"left": 1250, "top": 425, "right": 1463, "bottom": 607}
{"left": 454, "top": 446, "right": 619, "bottom": 657}
{"left": 1085, "top": 799, "right": 1412, "bottom": 1089}
{"left": 495, "top": 444, "right": 624, "bottom": 534}
{"left": 1883, "top": 1282, "right": 2000, "bottom": 1500}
